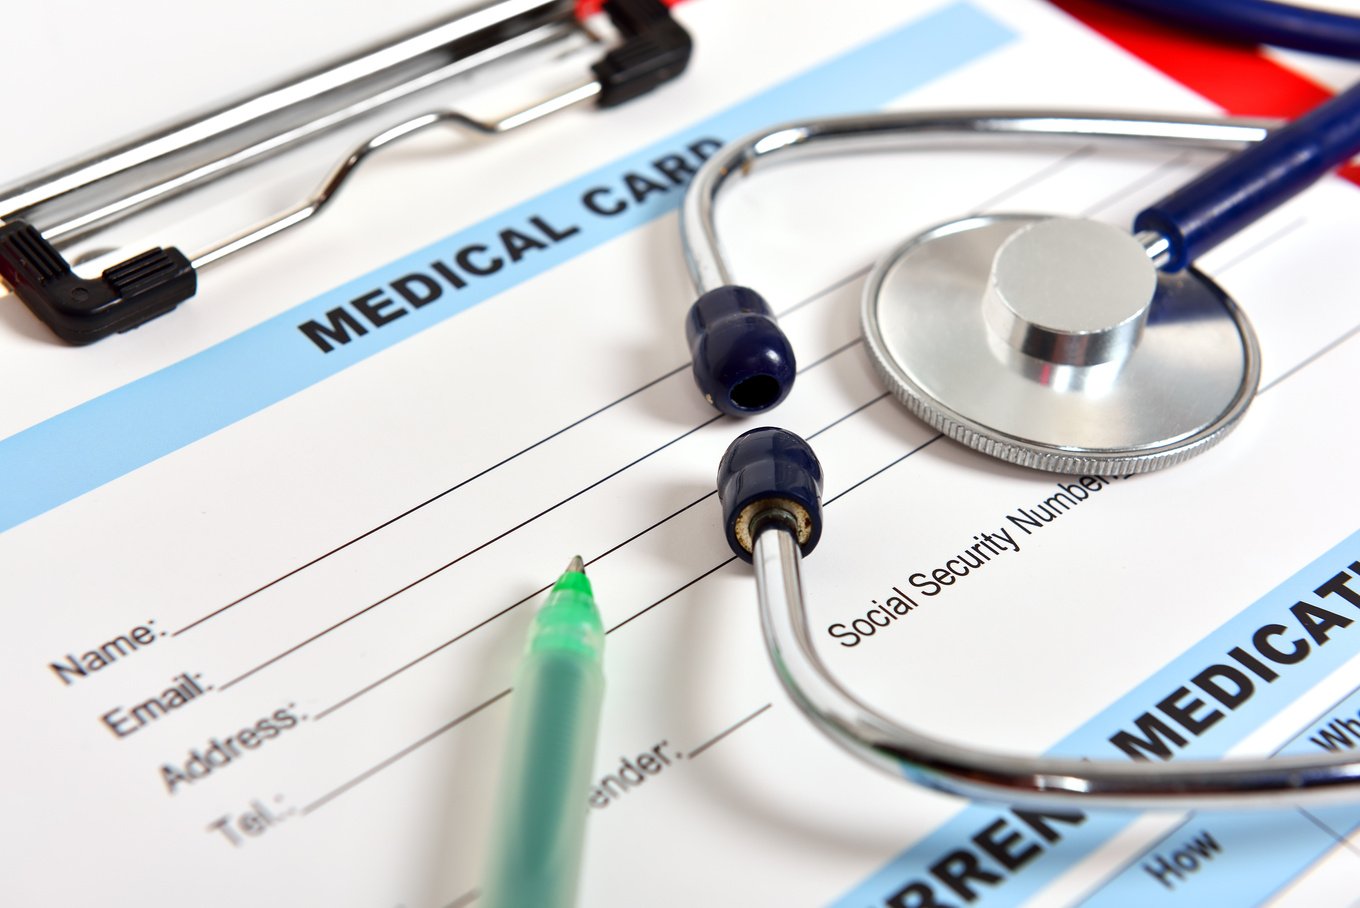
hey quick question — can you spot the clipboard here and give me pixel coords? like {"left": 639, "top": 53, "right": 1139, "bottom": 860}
{"left": 0, "top": 0, "right": 689, "bottom": 343}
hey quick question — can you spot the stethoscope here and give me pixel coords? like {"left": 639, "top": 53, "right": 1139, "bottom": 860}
{"left": 685, "top": 2, "right": 1360, "bottom": 807}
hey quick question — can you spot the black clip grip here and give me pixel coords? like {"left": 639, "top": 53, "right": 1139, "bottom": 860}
{"left": 0, "top": 220, "right": 196, "bottom": 345}
{"left": 593, "top": 0, "right": 693, "bottom": 108}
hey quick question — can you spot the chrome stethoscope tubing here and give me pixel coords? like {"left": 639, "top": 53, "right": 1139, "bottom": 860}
{"left": 720, "top": 427, "right": 1360, "bottom": 810}
{"left": 681, "top": 110, "right": 1277, "bottom": 293}
{"left": 755, "top": 525, "right": 1360, "bottom": 809}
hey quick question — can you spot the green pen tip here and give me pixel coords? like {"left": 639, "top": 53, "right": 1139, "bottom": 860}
{"left": 533, "top": 557, "right": 601, "bottom": 657}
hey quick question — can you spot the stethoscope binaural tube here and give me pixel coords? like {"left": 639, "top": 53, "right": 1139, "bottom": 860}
{"left": 681, "top": 89, "right": 1360, "bottom": 472}
{"left": 717, "top": 427, "right": 1360, "bottom": 809}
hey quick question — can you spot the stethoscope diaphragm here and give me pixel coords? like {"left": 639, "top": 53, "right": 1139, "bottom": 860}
{"left": 860, "top": 213, "right": 1260, "bottom": 474}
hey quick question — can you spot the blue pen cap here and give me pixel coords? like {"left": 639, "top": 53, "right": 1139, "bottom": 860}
{"left": 685, "top": 285, "right": 795, "bottom": 416}
{"left": 716, "top": 427, "right": 823, "bottom": 563}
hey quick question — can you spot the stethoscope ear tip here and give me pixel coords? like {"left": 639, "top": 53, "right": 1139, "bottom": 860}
{"left": 685, "top": 285, "right": 795, "bottom": 417}
{"left": 716, "top": 427, "right": 823, "bottom": 562}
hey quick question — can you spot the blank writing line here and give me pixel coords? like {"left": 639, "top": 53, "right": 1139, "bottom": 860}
{"left": 173, "top": 363, "right": 691, "bottom": 636}
{"left": 968, "top": 146, "right": 1095, "bottom": 215}
{"left": 218, "top": 414, "right": 723, "bottom": 691}
{"left": 1214, "top": 216, "right": 1308, "bottom": 274}
{"left": 312, "top": 583, "right": 547, "bottom": 721}
{"left": 809, "top": 392, "right": 888, "bottom": 439}
{"left": 605, "top": 557, "right": 738, "bottom": 635}
{"left": 301, "top": 688, "right": 512, "bottom": 816}
{"left": 1259, "top": 318, "right": 1360, "bottom": 396}
{"left": 778, "top": 265, "right": 872, "bottom": 319}
{"left": 801, "top": 336, "right": 863, "bottom": 373}
{"left": 1080, "top": 152, "right": 1192, "bottom": 218}
{"left": 314, "top": 491, "right": 720, "bottom": 720}
{"left": 824, "top": 433, "right": 943, "bottom": 505}
{"left": 689, "top": 704, "right": 773, "bottom": 758}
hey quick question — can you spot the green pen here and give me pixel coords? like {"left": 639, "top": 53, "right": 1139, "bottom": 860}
{"left": 481, "top": 556, "right": 605, "bottom": 908}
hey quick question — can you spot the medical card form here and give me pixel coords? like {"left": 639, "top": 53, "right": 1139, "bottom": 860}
{"left": 2, "top": 0, "right": 1360, "bottom": 904}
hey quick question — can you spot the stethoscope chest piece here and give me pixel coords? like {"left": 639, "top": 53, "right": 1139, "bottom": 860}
{"left": 861, "top": 214, "right": 1261, "bottom": 474}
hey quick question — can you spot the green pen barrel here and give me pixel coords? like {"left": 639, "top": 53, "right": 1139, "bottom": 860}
{"left": 482, "top": 567, "right": 604, "bottom": 908}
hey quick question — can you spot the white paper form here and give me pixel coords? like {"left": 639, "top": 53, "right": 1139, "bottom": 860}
{"left": 3, "top": 1, "right": 1360, "bottom": 906}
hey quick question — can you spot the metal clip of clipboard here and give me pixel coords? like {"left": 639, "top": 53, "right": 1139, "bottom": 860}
{"left": 0, "top": 0, "right": 691, "bottom": 344}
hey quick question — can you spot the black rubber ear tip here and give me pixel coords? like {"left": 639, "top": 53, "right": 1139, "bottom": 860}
{"left": 716, "top": 427, "right": 823, "bottom": 563}
{"left": 685, "top": 285, "right": 795, "bottom": 416}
